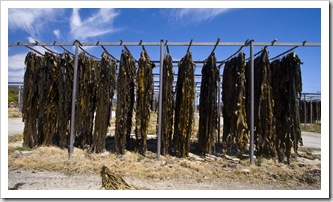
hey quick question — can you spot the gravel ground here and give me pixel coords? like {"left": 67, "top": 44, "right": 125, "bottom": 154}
{"left": 8, "top": 169, "right": 101, "bottom": 190}
{"left": 301, "top": 131, "right": 321, "bottom": 149}
{"left": 9, "top": 169, "right": 288, "bottom": 190}
{"left": 8, "top": 118, "right": 24, "bottom": 135}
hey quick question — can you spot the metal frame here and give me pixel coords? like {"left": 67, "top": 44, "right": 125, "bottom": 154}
{"left": 8, "top": 82, "right": 23, "bottom": 114}
{"left": 9, "top": 39, "right": 321, "bottom": 165}
{"left": 300, "top": 93, "right": 321, "bottom": 125}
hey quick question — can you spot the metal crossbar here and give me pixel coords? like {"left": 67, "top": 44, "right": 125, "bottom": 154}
{"left": 9, "top": 41, "right": 321, "bottom": 47}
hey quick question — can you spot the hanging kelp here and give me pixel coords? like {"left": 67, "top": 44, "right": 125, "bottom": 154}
{"left": 234, "top": 53, "right": 248, "bottom": 155}
{"left": 284, "top": 53, "right": 303, "bottom": 156}
{"left": 222, "top": 53, "right": 248, "bottom": 155}
{"left": 135, "top": 50, "right": 155, "bottom": 155}
{"left": 158, "top": 53, "right": 174, "bottom": 155}
{"left": 37, "top": 53, "right": 47, "bottom": 145}
{"left": 115, "top": 50, "right": 136, "bottom": 154}
{"left": 198, "top": 53, "right": 219, "bottom": 155}
{"left": 90, "top": 53, "right": 117, "bottom": 153}
{"left": 222, "top": 57, "right": 236, "bottom": 153}
{"left": 55, "top": 53, "right": 74, "bottom": 148}
{"left": 76, "top": 52, "right": 97, "bottom": 148}
{"left": 270, "top": 59, "right": 285, "bottom": 161}
{"left": 40, "top": 52, "right": 60, "bottom": 146}
{"left": 75, "top": 52, "right": 84, "bottom": 147}
{"left": 246, "top": 49, "right": 274, "bottom": 158}
{"left": 173, "top": 52, "right": 195, "bottom": 157}
{"left": 22, "top": 52, "right": 42, "bottom": 148}
{"left": 271, "top": 53, "right": 302, "bottom": 163}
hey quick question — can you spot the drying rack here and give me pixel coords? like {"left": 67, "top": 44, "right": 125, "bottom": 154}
{"left": 8, "top": 39, "right": 321, "bottom": 165}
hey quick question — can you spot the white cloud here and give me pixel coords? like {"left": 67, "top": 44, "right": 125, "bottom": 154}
{"left": 8, "top": 8, "right": 62, "bottom": 37}
{"left": 8, "top": 53, "right": 26, "bottom": 82}
{"left": 27, "top": 36, "right": 37, "bottom": 43}
{"left": 53, "top": 29, "right": 61, "bottom": 39}
{"left": 70, "top": 8, "right": 121, "bottom": 40}
{"left": 8, "top": 53, "right": 26, "bottom": 71}
{"left": 8, "top": 69, "right": 25, "bottom": 82}
{"left": 167, "top": 8, "right": 232, "bottom": 24}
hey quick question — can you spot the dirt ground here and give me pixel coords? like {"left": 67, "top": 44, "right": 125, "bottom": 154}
{"left": 7, "top": 117, "right": 321, "bottom": 190}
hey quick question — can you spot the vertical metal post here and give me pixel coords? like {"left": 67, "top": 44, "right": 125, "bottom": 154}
{"left": 69, "top": 42, "right": 79, "bottom": 158}
{"left": 217, "top": 67, "right": 221, "bottom": 144}
{"left": 304, "top": 94, "right": 306, "bottom": 126}
{"left": 157, "top": 40, "right": 164, "bottom": 160}
{"left": 249, "top": 40, "right": 255, "bottom": 165}
{"left": 193, "top": 85, "right": 196, "bottom": 126}
{"left": 310, "top": 98, "right": 312, "bottom": 124}
{"left": 316, "top": 101, "right": 319, "bottom": 123}
{"left": 194, "top": 84, "right": 197, "bottom": 127}
{"left": 18, "top": 85, "right": 22, "bottom": 114}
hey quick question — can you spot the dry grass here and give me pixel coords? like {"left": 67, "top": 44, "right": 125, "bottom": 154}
{"left": 108, "top": 112, "right": 209, "bottom": 139}
{"left": 8, "top": 108, "right": 22, "bottom": 118}
{"left": 8, "top": 134, "right": 23, "bottom": 143}
{"left": 148, "top": 113, "right": 158, "bottom": 135}
{"left": 8, "top": 112, "right": 320, "bottom": 190}
{"left": 300, "top": 123, "right": 321, "bottom": 133}
{"left": 108, "top": 112, "right": 166, "bottom": 137}
{"left": 8, "top": 132, "right": 321, "bottom": 190}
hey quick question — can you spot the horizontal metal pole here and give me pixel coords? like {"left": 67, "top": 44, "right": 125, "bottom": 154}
{"left": 8, "top": 82, "right": 24, "bottom": 85}
{"left": 151, "top": 60, "right": 223, "bottom": 64}
{"left": 166, "top": 42, "right": 321, "bottom": 47}
{"left": 253, "top": 42, "right": 321, "bottom": 47}
{"left": 301, "top": 96, "right": 321, "bottom": 99}
{"left": 152, "top": 74, "right": 209, "bottom": 77}
{"left": 301, "top": 98, "right": 321, "bottom": 101}
{"left": 153, "top": 80, "right": 202, "bottom": 84}
{"left": 154, "top": 86, "right": 201, "bottom": 89}
{"left": 8, "top": 41, "right": 321, "bottom": 47}
{"left": 154, "top": 84, "right": 201, "bottom": 88}
{"left": 301, "top": 92, "right": 321, "bottom": 96}
{"left": 302, "top": 96, "right": 321, "bottom": 99}
{"left": 8, "top": 84, "right": 24, "bottom": 87}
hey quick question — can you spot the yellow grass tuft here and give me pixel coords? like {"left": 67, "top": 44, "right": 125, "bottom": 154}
{"left": 300, "top": 123, "right": 321, "bottom": 133}
{"left": 8, "top": 134, "right": 23, "bottom": 143}
{"left": 8, "top": 108, "right": 22, "bottom": 118}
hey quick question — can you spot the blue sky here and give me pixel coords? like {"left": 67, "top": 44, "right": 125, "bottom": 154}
{"left": 8, "top": 8, "right": 321, "bottom": 93}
